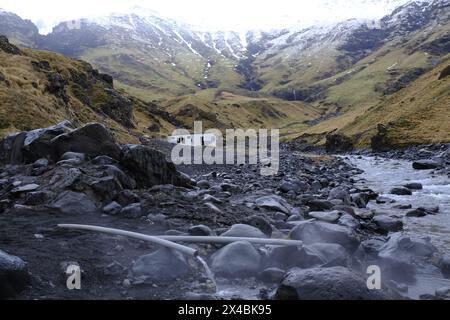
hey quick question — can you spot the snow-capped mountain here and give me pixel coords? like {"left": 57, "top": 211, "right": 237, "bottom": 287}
{"left": 0, "top": 0, "right": 448, "bottom": 100}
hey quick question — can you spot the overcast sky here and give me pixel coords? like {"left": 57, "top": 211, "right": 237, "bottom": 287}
{"left": 0, "top": 0, "right": 411, "bottom": 33}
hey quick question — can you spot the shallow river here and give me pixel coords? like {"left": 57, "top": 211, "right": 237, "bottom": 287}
{"left": 347, "top": 156, "right": 450, "bottom": 299}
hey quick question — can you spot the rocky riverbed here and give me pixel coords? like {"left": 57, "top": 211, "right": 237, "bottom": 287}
{"left": 1, "top": 122, "right": 450, "bottom": 300}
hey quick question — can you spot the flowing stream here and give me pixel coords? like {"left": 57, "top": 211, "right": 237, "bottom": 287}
{"left": 197, "top": 256, "right": 218, "bottom": 293}
{"left": 347, "top": 156, "right": 450, "bottom": 299}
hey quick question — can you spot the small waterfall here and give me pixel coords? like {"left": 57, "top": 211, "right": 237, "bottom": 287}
{"left": 197, "top": 256, "right": 217, "bottom": 293}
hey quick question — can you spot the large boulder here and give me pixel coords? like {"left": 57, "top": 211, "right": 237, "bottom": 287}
{"left": 289, "top": 220, "right": 359, "bottom": 251}
{"left": 275, "top": 267, "right": 390, "bottom": 300}
{"left": 0, "top": 250, "right": 30, "bottom": 299}
{"left": 376, "top": 233, "right": 437, "bottom": 284}
{"left": 0, "top": 121, "right": 72, "bottom": 164}
{"left": 120, "top": 145, "right": 192, "bottom": 188}
{"left": 210, "top": 241, "right": 261, "bottom": 278}
{"left": 51, "top": 191, "right": 98, "bottom": 215}
{"left": 130, "top": 248, "right": 192, "bottom": 283}
{"left": 372, "top": 215, "right": 404, "bottom": 234}
{"left": 49, "top": 123, "right": 122, "bottom": 161}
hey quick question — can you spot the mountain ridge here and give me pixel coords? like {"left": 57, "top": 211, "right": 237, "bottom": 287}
{"left": 1, "top": 0, "right": 449, "bottom": 147}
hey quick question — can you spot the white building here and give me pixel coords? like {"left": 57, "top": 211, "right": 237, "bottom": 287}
{"left": 168, "top": 133, "right": 217, "bottom": 147}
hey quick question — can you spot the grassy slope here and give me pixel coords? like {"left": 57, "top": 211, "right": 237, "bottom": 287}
{"left": 0, "top": 46, "right": 176, "bottom": 142}
{"left": 340, "top": 60, "right": 450, "bottom": 147}
{"left": 293, "top": 21, "right": 450, "bottom": 145}
{"left": 163, "top": 91, "right": 321, "bottom": 141}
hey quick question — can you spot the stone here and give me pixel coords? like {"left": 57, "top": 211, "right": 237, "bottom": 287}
{"left": 305, "top": 199, "right": 334, "bottom": 211}
{"left": 102, "top": 202, "right": 122, "bottom": 216}
{"left": 377, "top": 233, "right": 437, "bottom": 283}
{"left": 220, "top": 183, "right": 240, "bottom": 192}
{"left": 23, "top": 191, "right": 55, "bottom": 206}
{"left": 221, "top": 224, "right": 268, "bottom": 239}
{"left": 197, "top": 180, "right": 211, "bottom": 189}
{"left": 120, "top": 203, "right": 143, "bottom": 219}
{"left": 0, "top": 250, "right": 30, "bottom": 299}
{"left": 50, "top": 123, "right": 121, "bottom": 161}
{"left": 419, "top": 206, "right": 439, "bottom": 214}
{"left": 351, "top": 193, "right": 369, "bottom": 209}
{"left": 255, "top": 195, "right": 292, "bottom": 214}
{"left": 406, "top": 208, "right": 427, "bottom": 217}
{"left": 298, "top": 243, "right": 350, "bottom": 268}
{"left": 413, "top": 160, "right": 440, "bottom": 170}
{"left": 404, "top": 183, "right": 423, "bottom": 190}
{"left": 202, "top": 194, "right": 223, "bottom": 204}
{"left": 120, "top": 145, "right": 192, "bottom": 188}
{"left": 210, "top": 241, "right": 261, "bottom": 278}
{"left": 90, "top": 176, "right": 123, "bottom": 202}
{"left": 265, "top": 245, "right": 303, "bottom": 269}
{"left": 275, "top": 267, "right": 389, "bottom": 300}
{"left": 308, "top": 211, "right": 342, "bottom": 223}
{"left": 33, "top": 158, "right": 50, "bottom": 168}
{"left": 116, "top": 190, "right": 140, "bottom": 206}
{"left": 258, "top": 268, "right": 286, "bottom": 283}
{"left": 103, "top": 261, "right": 126, "bottom": 276}
{"left": 188, "top": 225, "right": 214, "bottom": 236}
{"left": 339, "top": 214, "right": 360, "bottom": 229}
{"left": 205, "top": 202, "right": 223, "bottom": 215}
{"left": 48, "top": 167, "right": 81, "bottom": 192}
{"left": 51, "top": 191, "right": 98, "bottom": 215}
{"left": 91, "top": 155, "right": 118, "bottom": 166}
{"left": 328, "top": 187, "right": 351, "bottom": 205}
{"left": 390, "top": 187, "right": 412, "bottom": 196}
{"left": 377, "top": 196, "right": 395, "bottom": 204}
{"left": 289, "top": 220, "right": 359, "bottom": 251}
{"left": 372, "top": 215, "right": 403, "bottom": 234}
{"left": 11, "top": 183, "right": 39, "bottom": 193}
{"left": 60, "top": 152, "right": 85, "bottom": 162}
{"left": 1, "top": 121, "right": 72, "bottom": 165}
{"left": 279, "top": 180, "right": 308, "bottom": 194}
{"left": 131, "top": 248, "right": 191, "bottom": 283}
{"left": 243, "top": 215, "right": 272, "bottom": 236}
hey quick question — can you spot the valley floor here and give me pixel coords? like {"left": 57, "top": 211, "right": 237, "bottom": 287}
{"left": 1, "top": 137, "right": 450, "bottom": 300}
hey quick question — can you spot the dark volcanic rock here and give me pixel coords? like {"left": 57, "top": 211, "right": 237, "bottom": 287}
{"left": 390, "top": 187, "right": 412, "bottom": 196}
{"left": 289, "top": 220, "right": 359, "bottom": 251}
{"left": 130, "top": 248, "right": 192, "bottom": 283}
{"left": 0, "top": 35, "right": 21, "bottom": 55}
{"left": 120, "top": 145, "right": 192, "bottom": 188}
{"left": 404, "top": 183, "right": 423, "bottom": 190}
{"left": 275, "top": 267, "right": 390, "bottom": 300}
{"left": 413, "top": 160, "right": 440, "bottom": 170}
{"left": 51, "top": 191, "right": 98, "bottom": 215}
{"left": 372, "top": 215, "right": 403, "bottom": 234}
{"left": 0, "top": 250, "right": 30, "bottom": 299}
{"left": 210, "top": 241, "right": 261, "bottom": 278}
{"left": 50, "top": 123, "right": 121, "bottom": 161}
{"left": 221, "top": 224, "right": 268, "bottom": 239}
{"left": 0, "top": 121, "right": 70, "bottom": 165}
